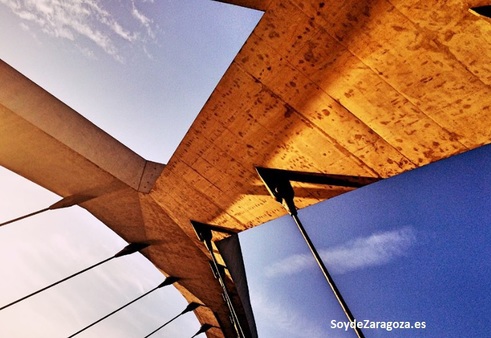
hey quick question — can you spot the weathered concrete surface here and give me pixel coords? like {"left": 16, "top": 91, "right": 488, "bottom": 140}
{"left": 1, "top": 0, "right": 491, "bottom": 336}
{"left": 0, "top": 59, "right": 243, "bottom": 337}
{"left": 156, "top": 0, "right": 491, "bottom": 236}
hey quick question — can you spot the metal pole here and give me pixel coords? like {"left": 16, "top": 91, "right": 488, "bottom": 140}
{"left": 255, "top": 166, "right": 365, "bottom": 338}
{"left": 190, "top": 220, "right": 247, "bottom": 338}
{"left": 144, "top": 313, "right": 180, "bottom": 338}
{"left": 67, "top": 278, "right": 177, "bottom": 338}
{"left": 205, "top": 239, "right": 246, "bottom": 338}
{"left": 0, "top": 194, "right": 95, "bottom": 227}
{"left": 144, "top": 302, "right": 201, "bottom": 338}
{"left": 0, "top": 242, "right": 148, "bottom": 311}
{"left": 0, "top": 207, "right": 49, "bottom": 227}
{"left": 190, "top": 324, "right": 213, "bottom": 337}
{"left": 0, "top": 256, "right": 112, "bottom": 311}
{"left": 291, "top": 213, "right": 364, "bottom": 338}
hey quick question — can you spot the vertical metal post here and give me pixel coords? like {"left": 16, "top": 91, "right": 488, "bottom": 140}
{"left": 205, "top": 238, "right": 246, "bottom": 338}
{"left": 291, "top": 213, "right": 364, "bottom": 338}
{"left": 191, "top": 220, "right": 247, "bottom": 338}
{"left": 255, "top": 167, "right": 368, "bottom": 338}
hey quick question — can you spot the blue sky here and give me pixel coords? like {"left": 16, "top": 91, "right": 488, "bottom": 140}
{"left": 0, "top": 1, "right": 261, "bottom": 337}
{"left": 1, "top": 1, "right": 490, "bottom": 337}
{"left": 0, "top": 0, "right": 262, "bottom": 162}
{"left": 241, "top": 144, "right": 491, "bottom": 337}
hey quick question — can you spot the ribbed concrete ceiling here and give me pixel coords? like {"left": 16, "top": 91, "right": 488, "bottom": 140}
{"left": 1, "top": 0, "right": 490, "bottom": 337}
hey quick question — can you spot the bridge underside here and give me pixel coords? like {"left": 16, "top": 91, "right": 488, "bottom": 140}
{"left": 1, "top": 0, "right": 490, "bottom": 336}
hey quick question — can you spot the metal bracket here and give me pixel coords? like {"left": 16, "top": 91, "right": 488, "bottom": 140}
{"left": 256, "top": 166, "right": 380, "bottom": 215}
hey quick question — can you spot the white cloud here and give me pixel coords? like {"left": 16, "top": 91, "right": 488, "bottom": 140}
{"left": 0, "top": 0, "right": 157, "bottom": 62}
{"left": 265, "top": 227, "right": 417, "bottom": 277}
{"left": 131, "top": 0, "right": 155, "bottom": 39}
{"left": 19, "top": 21, "right": 29, "bottom": 31}
{"left": 250, "top": 290, "right": 328, "bottom": 338}
{"left": 76, "top": 44, "right": 97, "bottom": 59}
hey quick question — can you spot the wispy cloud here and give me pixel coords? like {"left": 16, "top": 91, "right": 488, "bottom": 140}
{"left": 19, "top": 21, "right": 30, "bottom": 31}
{"left": 265, "top": 227, "right": 417, "bottom": 277}
{"left": 0, "top": 0, "right": 157, "bottom": 62}
{"left": 131, "top": 0, "right": 155, "bottom": 39}
{"left": 251, "top": 290, "right": 328, "bottom": 338}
